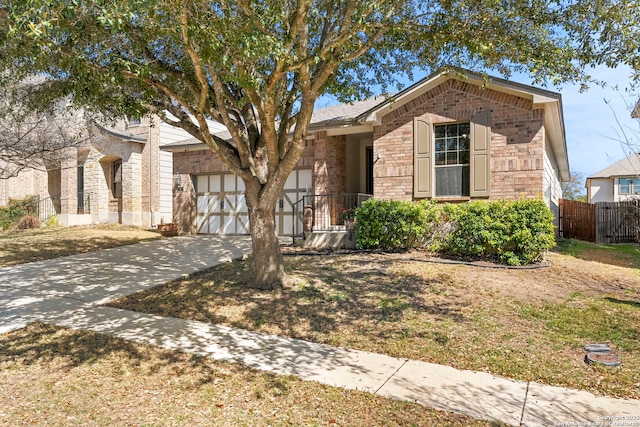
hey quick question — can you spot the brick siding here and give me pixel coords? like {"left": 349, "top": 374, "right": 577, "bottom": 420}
{"left": 373, "top": 79, "right": 545, "bottom": 201}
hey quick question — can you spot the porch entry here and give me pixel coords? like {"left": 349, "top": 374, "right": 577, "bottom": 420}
{"left": 194, "top": 169, "right": 312, "bottom": 235}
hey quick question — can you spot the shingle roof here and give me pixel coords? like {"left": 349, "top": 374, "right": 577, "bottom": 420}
{"left": 588, "top": 152, "right": 640, "bottom": 178}
{"left": 160, "top": 129, "right": 231, "bottom": 149}
{"left": 162, "top": 99, "right": 387, "bottom": 150}
{"left": 309, "top": 97, "right": 387, "bottom": 126}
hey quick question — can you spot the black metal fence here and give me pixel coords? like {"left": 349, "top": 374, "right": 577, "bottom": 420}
{"left": 77, "top": 192, "right": 91, "bottom": 215}
{"left": 37, "top": 196, "right": 57, "bottom": 220}
{"left": 292, "top": 193, "right": 372, "bottom": 238}
{"left": 0, "top": 192, "right": 91, "bottom": 227}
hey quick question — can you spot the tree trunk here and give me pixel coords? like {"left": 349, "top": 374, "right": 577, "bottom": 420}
{"left": 247, "top": 203, "right": 286, "bottom": 292}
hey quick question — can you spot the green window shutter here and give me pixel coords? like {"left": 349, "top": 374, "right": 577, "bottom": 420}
{"left": 414, "top": 118, "right": 432, "bottom": 198}
{"left": 470, "top": 110, "right": 491, "bottom": 197}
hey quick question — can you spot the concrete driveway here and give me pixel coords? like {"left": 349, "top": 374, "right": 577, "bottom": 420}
{"left": 0, "top": 235, "right": 253, "bottom": 333}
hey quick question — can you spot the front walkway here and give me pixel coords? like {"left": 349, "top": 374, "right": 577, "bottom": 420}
{"left": 1, "top": 236, "right": 638, "bottom": 426}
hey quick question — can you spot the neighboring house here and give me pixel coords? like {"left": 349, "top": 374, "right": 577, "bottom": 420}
{"left": 586, "top": 153, "right": 640, "bottom": 203}
{"left": 163, "top": 68, "right": 569, "bottom": 235}
{"left": 586, "top": 98, "right": 640, "bottom": 203}
{"left": 0, "top": 117, "right": 174, "bottom": 228}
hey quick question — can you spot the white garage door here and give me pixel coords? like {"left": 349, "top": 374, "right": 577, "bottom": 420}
{"left": 195, "top": 169, "right": 312, "bottom": 235}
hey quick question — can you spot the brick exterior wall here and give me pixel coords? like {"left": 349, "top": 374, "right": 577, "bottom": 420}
{"left": 312, "top": 133, "right": 346, "bottom": 194}
{"left": 373, "top": 79, "right": 545, "bottom": 201}
{"left": 0, "top": 166, "right": 49, "bottom": 207}
{"left": 171, "top": 141, "right": 315, "bottom": 233}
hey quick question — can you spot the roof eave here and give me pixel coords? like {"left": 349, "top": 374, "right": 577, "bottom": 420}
{"left": 94, "top": 122, "right": 147, "bottom": 143}
{"left": 160, "top": 142, "right": 208, "bottom": 152}
{"left": 542, "top": 98, "right": 570, "bottom": 182}
{"left": 632, "top": 99, "right": 640, "bottom": 118}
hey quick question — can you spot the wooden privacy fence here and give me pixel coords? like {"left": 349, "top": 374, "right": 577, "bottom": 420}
{"left": 559, "top": 199, "right": 595, "bottom": 242}
{"left": 559, "top": 198, "right": 640, "bottom": 243}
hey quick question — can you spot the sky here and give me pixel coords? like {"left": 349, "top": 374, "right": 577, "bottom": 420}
{"left": 552, "top": 64, "right": 639, "bottom": 183}
{"left": 317, "top": 65, "right": 639, "bottom": 191}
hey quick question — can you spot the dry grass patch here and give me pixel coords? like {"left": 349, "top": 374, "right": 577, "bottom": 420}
{"left": 0, "top": 224, "right": 161, "bottom": 267}
{"left": 0, "top": 323, "right": 500, "bottom": 426}
{"left": 112, "top": 247, "right": 640, "bottom": 400}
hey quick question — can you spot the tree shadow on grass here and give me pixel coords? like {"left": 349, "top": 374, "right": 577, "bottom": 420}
{"left": 110, "top": 251, "right": 471, "bottom": 352}
{"left": 0, "top": 232, "right": 160, "bottom": 267}
{"left": 604, "top": 296, "right": 640, "bottom": 308}
{"left": 0, "top": 322, "right": 245, "bottom": 390}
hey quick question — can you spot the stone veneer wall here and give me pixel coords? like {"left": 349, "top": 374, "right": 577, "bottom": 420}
{"left": 81, "top": 133, "right": 145, "bottom": 226}
{"left": 373, "top": 79, "right": 545, "bottom": 201}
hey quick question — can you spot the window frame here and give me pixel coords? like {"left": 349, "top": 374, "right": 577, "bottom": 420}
{"left": 619, "top": 177, "right": 640, "bottom": 195}
{"left": 112, "top": 159, "right": 123, "bottom": 199}
{"left": 433, "top": 122, "right": 471, "bottom": 197}
{"left": 413, "top": 110, "right": 491, "bottom": 199}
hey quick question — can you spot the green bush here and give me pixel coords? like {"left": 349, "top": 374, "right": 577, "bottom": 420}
{"left": 354, "top": 198, "right": 555, "bottom": 265}
{"left": 0, "top": 195, "right": 38, "bottom": 230}
{"left": 437, "top": 200, "right": 555, "bottom": 265}
{"left": 355, "top": 199, "right": 437, "bottom": 251}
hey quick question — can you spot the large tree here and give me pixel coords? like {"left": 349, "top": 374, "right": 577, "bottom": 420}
{"left": 561, "top": 170, "right": 587, "bottom": 202}
{"left": 1, "top": 0, "right": 638, "bottom": 290}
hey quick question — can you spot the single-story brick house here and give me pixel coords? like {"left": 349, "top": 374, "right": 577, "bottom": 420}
{"left": 163, "top": 69, "right": 569, "bottom": 235}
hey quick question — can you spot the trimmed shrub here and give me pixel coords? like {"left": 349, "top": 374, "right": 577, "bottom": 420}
{"left": 355, "top": 198, "right": 437, "bottom": 252}
{"left": 0, "top": 196, "right": 38, "bottom": 230}
{"left": 437, "top": 200, "right": 555, "bottom": 265}
{"left": 354, "top": 198, "right": 555, "bottom": 265}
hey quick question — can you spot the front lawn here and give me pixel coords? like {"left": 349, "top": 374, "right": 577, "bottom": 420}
{"left": 0, "top": 224, "right": 161, "bottom": 267}
{"left": 0, "top": 323, "right": 498, "bottom": 426}
{"left": 554, "top": 238, "right": 640, "bottom": 269}
{"left": 111, "top": 247, "right": 640, "bottom": 400}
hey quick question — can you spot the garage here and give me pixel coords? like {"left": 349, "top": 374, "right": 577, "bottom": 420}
{"left": 195, "top": 169, "right": 312, "bottom": 235}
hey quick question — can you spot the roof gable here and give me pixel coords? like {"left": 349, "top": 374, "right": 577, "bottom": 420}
{"left": 358, "top": 69, "right": 562, "bottom": 124}
{"left": 588, "top": 152, "right": 640, "bottom": 178}
{"left": 633, "top": 98, "right": 640, "bottom": 119}
{"left": 355, "top": 69, "right": 568, "bottom": 181}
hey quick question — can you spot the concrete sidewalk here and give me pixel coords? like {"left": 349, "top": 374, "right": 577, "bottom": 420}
{"left": 1, "top": 236, "right": 639, "bottom": 426}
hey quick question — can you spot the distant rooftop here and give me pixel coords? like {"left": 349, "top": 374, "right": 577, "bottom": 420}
{"left": 588, "top": 152, "right": 640, "bottom": 178}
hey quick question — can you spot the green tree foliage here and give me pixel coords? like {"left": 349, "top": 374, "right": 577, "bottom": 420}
{"left": 1, "top": 0, "right": 638, "bottom": 289}
{"left": 561, "top": 170, "right": 587, "bottom": 201}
